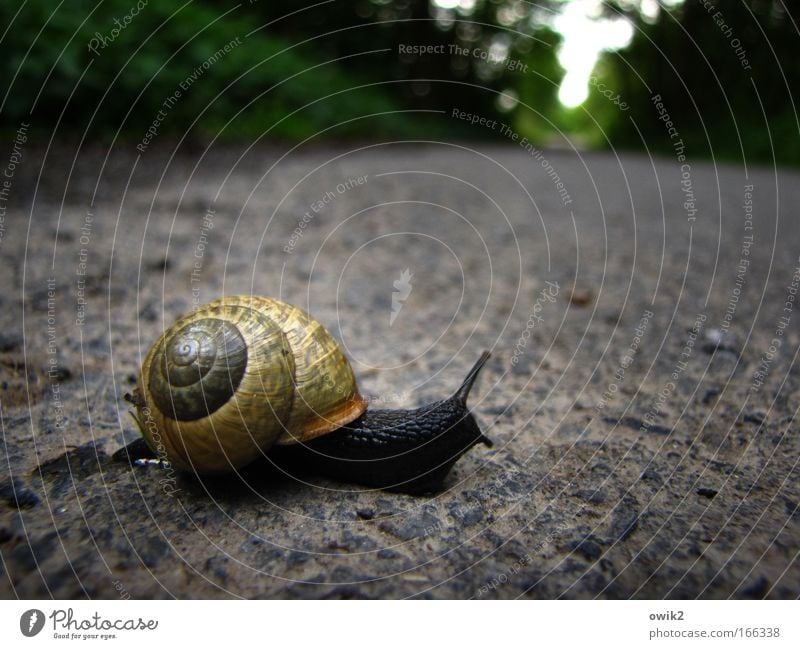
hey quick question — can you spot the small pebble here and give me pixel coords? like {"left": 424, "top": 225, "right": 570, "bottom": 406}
{"left": 569, "top": 286, "right": 593, "bottom": 306}
{"left": 697, "top": 487, "right": 718, "bottom": 499}
{"left": 48, "top": 365, "right": 72, "bottom": 382}
{"left": 0, "top": 478, "right": 40, "bottom": 510}
{"left": 356, "top": 507, "right": 375, "bottom": 520}
{"left": 743, "top": 411, "right": 765, "bottom": 425}
{"left": 739, "top": 575, "right": 770, "bottom": 598}
{"left": 148, "top": 257, "right": 171, "bottom": 271}
{"left": 570, "top": 537, "right": 604, "bottom": 561}
{"left": 0, "top": 332, "right": 23, "bottom": 352}
{"left": 377, "top": 549, "right": 402, "bottom": 560}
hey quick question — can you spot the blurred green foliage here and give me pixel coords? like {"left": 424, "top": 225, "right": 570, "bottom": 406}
{"left": 0, "top": 1, "right": 409, "bottom": 141}
{"left": 0, "top": 0, "right": 563, "bottom": 144}
{"left": 582, "top": 0, "right": 799, "bottom": 165}
{"left": 0, "top": 1, "right": 796, "bottom": 165}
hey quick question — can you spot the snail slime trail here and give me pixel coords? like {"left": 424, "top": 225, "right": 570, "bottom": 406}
{"left": 118, "top": 296, "right": 494, "bottom": 495}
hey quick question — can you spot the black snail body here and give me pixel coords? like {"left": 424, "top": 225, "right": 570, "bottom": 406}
{"left": 270, "top": 353, "right": 492, "bottom": 494}
{"left": 116, "top": 295, "right": 492, "bottom": 495}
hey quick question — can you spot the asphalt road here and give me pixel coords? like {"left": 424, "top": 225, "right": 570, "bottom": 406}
{"left": 1, "top": 141, "right": 799, "bottom": 598}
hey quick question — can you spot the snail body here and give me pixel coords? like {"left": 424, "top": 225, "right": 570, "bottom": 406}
{"left": 121, "top": 295, "right": 491, "bottom": 494}
{"left": 271, "top": 351, "right": 492, "bottom": 494}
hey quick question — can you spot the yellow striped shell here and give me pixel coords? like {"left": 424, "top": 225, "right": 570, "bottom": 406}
{"left": 130, "top": 295, "right": 366, "bottom": 474}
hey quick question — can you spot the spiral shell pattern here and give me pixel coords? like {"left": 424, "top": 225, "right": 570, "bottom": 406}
{"left": 149, "top": 318, "right": 248, "bottom": 421}
{"left": 133, "top": 295, "right": 367, "bottom": 474}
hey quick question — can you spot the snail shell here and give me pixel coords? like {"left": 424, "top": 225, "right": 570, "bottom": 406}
{"left": 131, "top": 295, "right": 366, "bottom": 474}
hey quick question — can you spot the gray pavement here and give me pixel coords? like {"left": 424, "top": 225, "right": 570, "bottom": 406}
{"left": 1, "top": 142, "right": 799, "bottom": 598}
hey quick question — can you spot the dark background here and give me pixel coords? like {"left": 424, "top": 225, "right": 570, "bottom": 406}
{"left": 1, "top": 0, "right": 797, "bottom": 164}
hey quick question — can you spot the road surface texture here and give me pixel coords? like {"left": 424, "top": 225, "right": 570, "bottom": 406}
{"left": 1, "top": 142, "right": 799, "bottom": 598}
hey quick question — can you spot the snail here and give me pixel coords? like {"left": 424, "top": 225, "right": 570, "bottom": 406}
{"left": 115, "top": 295, "right": 493, "bottom": 494}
